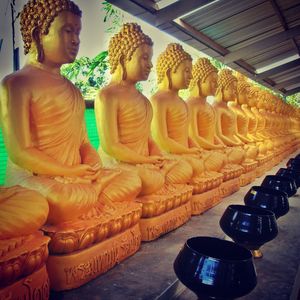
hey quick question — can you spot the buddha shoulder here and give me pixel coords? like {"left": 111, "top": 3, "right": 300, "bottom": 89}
{"left": 151, "top": 91, "right": 173, "bottom": 105}
{"left": 98, "top": 83, "right": 135, "bottom": 103}
{"left": 1, "top": 69, "right": 32, "bottom": 92}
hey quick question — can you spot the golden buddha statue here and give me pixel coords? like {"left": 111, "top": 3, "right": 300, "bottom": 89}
{"left": 229, "top": 72, "right": 259, "bottom": 161}
{"left": 252, "top": 90, "right": 274, "bottom": 154}
{"left": 186, "top": 58, "right": 243, "bottom": 184}
{"left": 243, "top": 85, "right": 269, "bottom": 156}
{"left": 268, "top": 96, "right": 293, "bottom": 155}
{"left": 1, "top": 1, "right": 143, "bottom": 291}
{"left": 0, "top": 186, "right": 50, "bottom": 298}
{"left": 151, "top": 45, "right": 224, "bottom": 214}
{"left": 212, "top": 69, "right": 258, "bottom": 183}
{"left": 95, "top": 24, "right": 193, "bottom": 240}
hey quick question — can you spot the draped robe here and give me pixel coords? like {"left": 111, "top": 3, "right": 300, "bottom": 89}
{"left": 4, "top": 66, "right": 141, "bottom": 224}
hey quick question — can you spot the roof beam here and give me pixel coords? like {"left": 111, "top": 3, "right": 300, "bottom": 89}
{"left": 154, "top": 0, "right": 213, "bottom": 26}
{"left": 174, "top": 19, "right": 228, "bottom": 55}
{"left": 256, "top": 58, "right": 300, "bottom": 79}
{"left": 270, "top": 0, "right": 300, "bottom": 56}
{"left": 223, "top": 25, "right": 300, "bottom": 63}
{"left": 285, "top": 86, "right": 300, "bottom": 96}
{"left": 107, "top": 0, "right": 156, "bottom": 15}
{"left": 274, "top": 75, "right": 300, "bottom": 89}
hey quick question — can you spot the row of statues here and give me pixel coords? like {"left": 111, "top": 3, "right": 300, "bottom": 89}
{"left": 1, "top": 0, "right": 299, "bottom": 297}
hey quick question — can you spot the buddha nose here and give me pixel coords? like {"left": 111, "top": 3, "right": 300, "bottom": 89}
{"left": 72, "top": 34, "right": 80, "bottom": 45}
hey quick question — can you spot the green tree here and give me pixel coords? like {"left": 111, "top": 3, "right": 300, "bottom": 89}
{"left": 286, "top": 93, "right": 300, "bottom": 108}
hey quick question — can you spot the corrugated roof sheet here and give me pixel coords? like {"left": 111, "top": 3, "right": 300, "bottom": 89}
{"left": 108, "top": 0, "right": 300, "bottom": 95}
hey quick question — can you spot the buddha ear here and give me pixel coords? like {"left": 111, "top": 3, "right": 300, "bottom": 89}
{"left": 166, "top": 69, "right": 172, "bottom": 89}
{"left": 119, "top": 55, "right": 127, "bottom": 80}
{"left": 197, "top": 80, "right": 203, "bottom": 95}
{"left": 32, "top": 28, "right": 44, "bottom": 62}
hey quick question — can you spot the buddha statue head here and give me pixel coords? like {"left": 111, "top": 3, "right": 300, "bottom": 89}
{"left": 276, "top": 99, "right": 284, "bottom": 114}
{"left": 235, "top": 72, "right": 251, "bottom": 106}
{"left": 248, "top": 85, "right": 260, "bottom": 108}
{"left": 256, "top": 90, "right": 269, "bottom": 110}
{"left": 156, "top": 43, "right": 192, "bottom": 91}
{"left": 20, "top": 0, "right": 82, "bottom": 64}
{"left": 264, "top": 92, "right": 274, "bottom": 112}
{"left": 189, "top": 57, "right": 218, "bottom": 97}
{"left": 215, "top": 69, "right": 237, "bottom": 103}
{"left": 108, "top": 23, "right": 153, "bottom": 83}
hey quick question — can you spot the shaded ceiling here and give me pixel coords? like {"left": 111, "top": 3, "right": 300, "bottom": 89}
{"left": 107, "top": 0, "right": 300, "bottom": 96}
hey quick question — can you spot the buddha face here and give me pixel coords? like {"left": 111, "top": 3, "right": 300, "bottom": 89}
{"left": 170, "top": 59, "right": 192, "bottom": 90}
{"left": 257, "top": 94, "right": 266, "bottom": 109}
{"left": 223, "top": 81, "right": 237, "bottom": 102}
{"left": 200, "top": 71, "right": 217, "bottom": 96}
{"left": 40, "top": 11, "right": 81, "bottom": 66}
{"left": 124, "top": 44, "right": 153, "bottom": 82}
{"left": 248, "top": 89, "right": 258, "bottom": 107}
{"left": 237, "top": 86, "right": 250, "bottom": 105}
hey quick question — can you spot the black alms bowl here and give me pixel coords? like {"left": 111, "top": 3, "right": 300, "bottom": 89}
{"left": 261, "top": 175, "right": 297, "bottom": 197}
{"left": 277, "top": 167, "right": 300, "bottom": 188}
{"left": 220, "top": 205, "right": 278, "bottom": 251}
{"left": 287, "top": 158, "right": 300, "bottom": 172}
{"left": 244, "top": 186, "right": 289, "bottom": 219}
{"left": 174, "top": 237, "right": 257, "bottom": 300}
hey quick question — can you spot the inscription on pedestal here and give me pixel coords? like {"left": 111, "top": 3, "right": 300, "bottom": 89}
{"left": 0, "top": 266, "right": 49, "bottom": 300}
{"left": 219, "top": 179, "right": 240, "bottom": 198}
{"left": 63, "top": 229, "right": 141, "bottom": 287}
{"left": 47, "top": 224, "right": 141, "bottom": 290}
{"left": 140, "top": 202, "right": 191, "bottom": 241}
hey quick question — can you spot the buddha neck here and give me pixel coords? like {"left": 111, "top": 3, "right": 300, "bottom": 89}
{"left": 241, "top": 104, "right": 248, "bottom": 109}
{"left": 158, "top": 78, "right": 180, "bottom": 95}
{"left": 110, "top": 70, "right": 137, "bottom": 87}
{"left": 189, "top": 85, "right": 207, "bottom": 104}
{"left": 26, "top": 53, "right": 62, "bottom": 76}
{"left": 214, "top": 91, "right": 227, "bottom": 106}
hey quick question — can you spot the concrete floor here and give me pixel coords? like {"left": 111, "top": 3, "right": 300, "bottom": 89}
{"left": 50, "top": 151, "right": 300, "bottom": 300}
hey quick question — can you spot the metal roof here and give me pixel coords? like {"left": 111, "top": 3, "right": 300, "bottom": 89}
{"left": 107, "top": 0, "right": 300, "bottom": 96}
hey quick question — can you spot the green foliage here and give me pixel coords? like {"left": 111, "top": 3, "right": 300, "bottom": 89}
{"left": 209, "top": 57, "right": 226, "bottom": 70}
{"left": 61, "top": 51, "right": 109, "bottom": 99}
{"left": 136, "top": 82, "right": 143, "bottom": 93}
{"left": 286, "top": 93, "right": 300, "bottom": 108}
{"left": 101, "top": 1, "right": 124, "bottom": 34}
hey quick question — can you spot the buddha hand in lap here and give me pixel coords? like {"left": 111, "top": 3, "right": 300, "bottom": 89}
{"left": 95, "top": 24, "right": 192, "bottom": 202}
{"left": 213, "top": 69, "right": 257, "bottom": 170}
{"left": 186, "top": 58, "right": 243, "bottom": 180}
{"left": 151, "top": 44, "right": 223, "bottom": 192}
{"left": 1, "top": 0, "right": 141, "bottom": 233}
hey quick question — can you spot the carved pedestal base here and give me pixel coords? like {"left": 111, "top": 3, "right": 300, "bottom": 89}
{"left": 0, "top": 265, "right": 49, "bottom": 300}
{"left": 239, "top": 169, "right": 256, "bottom": 187}
{"left": 191, "top": 187, "right": 221, "bottom": 215}
{"left": 139, "top": 201, "right": 191, "bottom": 241}
{"left": 219, "top": 178, "right": 240, "bottom": 198}
{"left": 256, "top": 163, "right": 266, "bottom": 178}
{"left": 47, "top": 223, "right": 141, "bottom": 291}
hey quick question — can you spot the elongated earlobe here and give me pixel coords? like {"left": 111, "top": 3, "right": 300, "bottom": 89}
{"left": 166, "top": 69, "right": 172, "bottom": 89}
{"left": 120, "top": 55, "right": 127, "bottom": 81}
{"left": 32, "top": 28, "right": 44, "bottom": 62}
